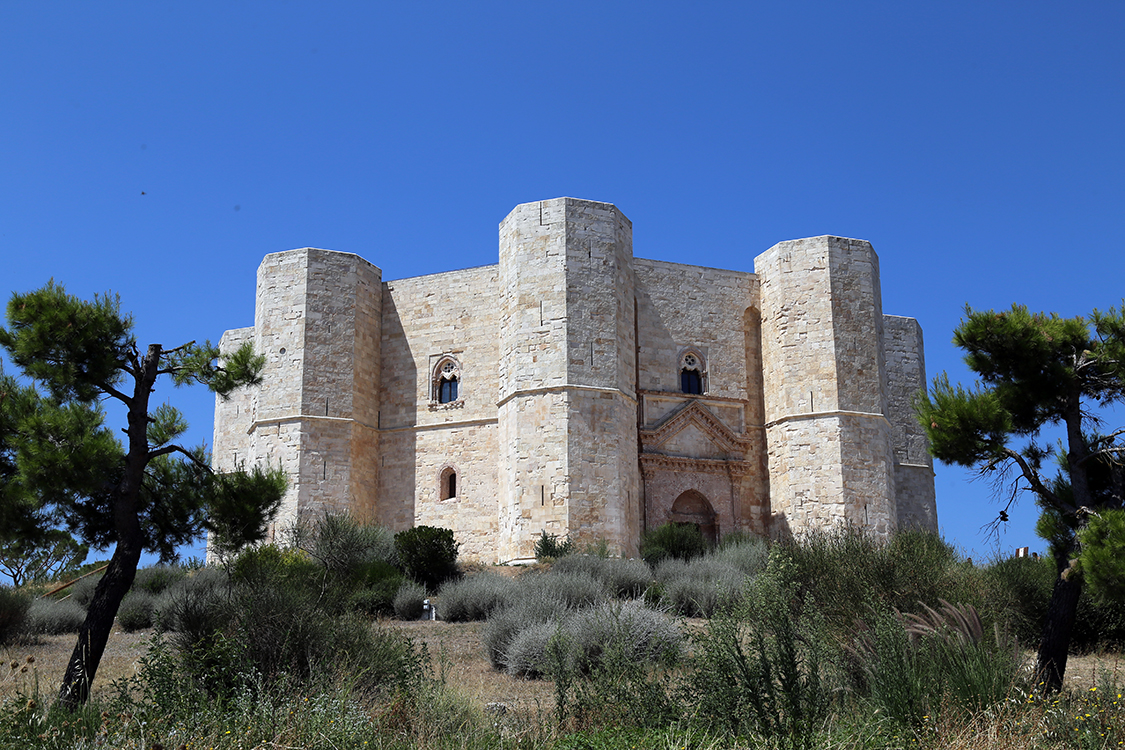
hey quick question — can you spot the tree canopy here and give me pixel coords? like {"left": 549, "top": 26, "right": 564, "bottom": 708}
{"left": 0, "top": 282, "right": 286, "bottom": 708}
{"left": 917, "top": 302, "right": 1125, "bottom": 691}
{"left": 0, "top": 529, "right": 88, "bottom": 587}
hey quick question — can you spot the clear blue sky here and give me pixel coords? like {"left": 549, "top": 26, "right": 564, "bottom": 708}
{"left": 2, "top": 2, "right": 1123, "bottom": 564}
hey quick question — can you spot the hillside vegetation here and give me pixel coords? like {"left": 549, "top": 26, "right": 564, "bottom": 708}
{"left": 1, "top": 520, "right": 1122, "bottom": 749}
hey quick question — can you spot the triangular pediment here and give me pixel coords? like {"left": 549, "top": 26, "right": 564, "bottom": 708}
{"left": 640, "top": 400, "right": 748, "bottom": 460}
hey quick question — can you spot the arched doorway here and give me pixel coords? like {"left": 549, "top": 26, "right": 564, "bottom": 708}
{"left": 670, "top": 490, "right": 718, "bottom": 544}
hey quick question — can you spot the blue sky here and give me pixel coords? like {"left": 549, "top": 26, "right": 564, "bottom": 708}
{"left": 2, "top": 2, "right": 1123, "bottom": 563}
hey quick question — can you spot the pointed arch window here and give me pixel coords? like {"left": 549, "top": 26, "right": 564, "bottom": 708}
{"left": 431, "top": 356, "right": 463, "bottom": 406}
{"left": 680, "top": 350, "right": 706, "bottom": 395}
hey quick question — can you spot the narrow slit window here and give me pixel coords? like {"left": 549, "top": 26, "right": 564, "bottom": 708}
{"left": 440, "top": 467, "right": 458, "bottom": 500}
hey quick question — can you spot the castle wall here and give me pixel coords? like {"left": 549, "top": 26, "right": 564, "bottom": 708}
{"left": 633, "top": 259, "right": 769, "bottom": 537}
{"left": 248, "top": 250, "right": 311, "bottom": 534}
{"left": 409, "top": 422, "right": 499, "bottom": 560}
{"left": 634, "top": 259, "right": 757, "bottom": 402}
{"left": 563, "top": 200, "right": 639, "bottom": 556}
{"left": 242, "top": 249, "right": 383, "bottom": 535}
{"left": 376, "top": 264, "right": 502, "bottom": 555}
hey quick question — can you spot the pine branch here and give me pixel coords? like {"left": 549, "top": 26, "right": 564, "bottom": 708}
{"left": 1001, "top": 446, "right": 1075, "bottom": 515}
{"left": 147, "top": 444, "right": 211, "bottom": 472}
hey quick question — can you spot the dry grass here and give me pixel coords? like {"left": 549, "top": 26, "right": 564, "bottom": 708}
{"left": 3, "top": 618, "right": 1120, "bottom": 719}
{"left": 1, "top": 627, "right": 154, "bottom": 703}
{"left": 0, "top": 619, "right": 558, "bottom": 711}
{"left": 392, "top": 619, "right": 555, "bottom": 711}
{"left": 1064, "top": 650, "right": 1123, "bottom": 691}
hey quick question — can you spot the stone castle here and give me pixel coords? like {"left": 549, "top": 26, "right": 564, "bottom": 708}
{"left": 212, "top": 197, "right": 936, "bottom": 562}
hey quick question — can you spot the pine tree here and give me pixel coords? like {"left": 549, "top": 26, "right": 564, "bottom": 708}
{"left": 0, "top": 282, "right": 286, "bottom": 708}
{"left": 916, "top": 303, "right": 1125, "bottom": 692}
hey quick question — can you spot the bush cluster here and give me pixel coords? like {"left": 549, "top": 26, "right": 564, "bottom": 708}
{"left": 0, "top": 586, "right": 31, "bottom": 645}
{"left": 640, "top": 522, "right": 710, "bottom": 565}
{"left": 21, "top": 598, "right": 84, "bottom": 636}
{"left": 437, "top": 572, "right": 517, "bottom": 622}
{"left": 156, "top": 542, "right": 424, "bottom": 699}
{"left": 550, "top": 555, "right": 652, "bottom": 599}
{"left": 653, "top": 557, "right": 745, "bottom": 617}
{"left": 394, "top": 525, "right": 459, "bottom": 590}
{"left": 504, "top": 600, "right": 682, "bottom": 678}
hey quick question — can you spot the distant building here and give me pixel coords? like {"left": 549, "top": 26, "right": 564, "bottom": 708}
{"left": 213, "top": 197, "right": 936, "bottom": 562}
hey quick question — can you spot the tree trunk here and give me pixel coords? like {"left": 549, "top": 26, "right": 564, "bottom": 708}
{"left": 1034, "top": 562, "right": 1083, "bottom": 694}
{"left": 58, "top": 343, "right": 160, "bottom": 710}
{"left": 56, "top": 538, "right": 142, "bottom": 709}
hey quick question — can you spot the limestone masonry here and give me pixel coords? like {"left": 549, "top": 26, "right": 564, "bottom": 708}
{"left": 213, "top": 197, "right": 937, "bottom": 562}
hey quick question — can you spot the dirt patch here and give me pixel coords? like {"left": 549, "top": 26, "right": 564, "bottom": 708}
{"left": 390, "top": 619, "right": 554, "bottom": 711}
{"left": 1062, "top": 650, "right": 1124, "bottom": 691}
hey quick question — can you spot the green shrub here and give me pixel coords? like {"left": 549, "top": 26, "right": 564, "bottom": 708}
{"left": 1079, "top": 509, "right": 1125, "bottom": 602}
{"left": 712, "top": 534, "right": 770, "bottom": 575}
{"left": 393, "top": 580, "right": 426, "bottom": 620}
{"left": 503, "top": 619, "right": 559, "bottom": 676}
{"left": 230, "top": 581, "right": 326, "bottom": 680}
{"left": 230, "top": 544, "right": 321, "bottom": 588}
{"left": 347, "top": 560, "right": 404, "bottom": 617}
{"left": 846, "top": 600, "right": 1025, "bottom": 729}
{"left": 437, "top": 572, "right": 517, "bottom": 622}
{"left": 0, "top": 586, "right": 32, "bottom": 644}
{"left": 157, "top": 567, "right": 232, "bottom": 641}
{"left": 1071, "top": 577, "right": 1125, "bottom": 650}
{"left": 776, "top": 526, "right": 984, "bottom": 640}
{"left": 685, "top": 570, "right": 833, "bottom": 750}
{"left": 497, "top": 600, "right": 681, "bottom": 679}
{"left": 640, "top": 523, "right": 709, "bottom": 565}
{"left": 535, "top": 570, "right": 609, "bottom": 609}
{"left": 550, "top": 553, "right": 607, "bottom": 579}
{"left": 535, "top": 530, "right": 573, "bottom": 560}
{"left": 563, "top": 600, "right": 682, "bottom": 675}
{"left": 69, "top": 572, "right": 102, "bottom": 609}
{"left": 482, "top": 587, "right": 573, "bottom": 669}
{"left": 117, "top": 589, "right": 156, "bottom": 631}
{"left": 394, "top": 525, "right": 459, "bottom": 590}
{"left": 24, "top": 597, "right": 85, "bottom": 635}
{"left": 132, "top": 564, "right": 188, "bottom": 596}
{"left": 983, "top": 554, "right": 1053, "bottom": 644}
{"left": 300, "top": 514, "right": 398, "bottom": 580}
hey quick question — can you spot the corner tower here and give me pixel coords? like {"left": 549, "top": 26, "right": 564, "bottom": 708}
{"left": 756, "top": 236, "right": 897, "bottom": 536}
{"left": 232, "top": 248, "right": 382, "bottom": 534}
{"left": 497, "top": 198, "right": 639, "bottom": 560}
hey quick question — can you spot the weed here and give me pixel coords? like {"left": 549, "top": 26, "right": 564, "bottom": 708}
{"left": 535, "top": 530, "right": 574, "bottom": 560}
